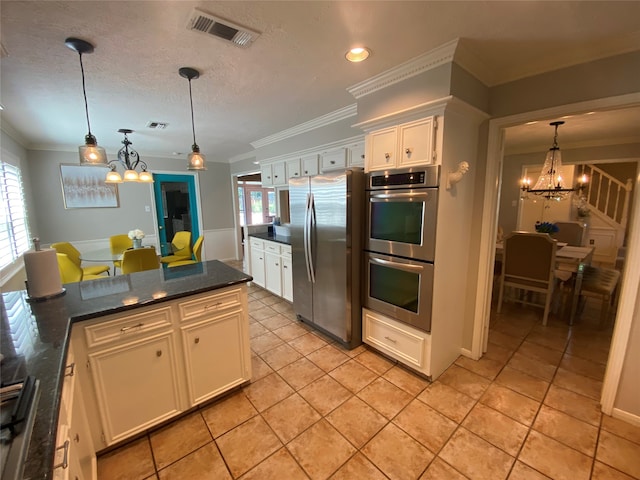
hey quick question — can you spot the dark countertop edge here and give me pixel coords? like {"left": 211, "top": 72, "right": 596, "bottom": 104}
{"left": 249, "top": 232, "right": 291, "bottom": 246}
{"left": 69, "top": 277, "right": 252, "bottom": 323}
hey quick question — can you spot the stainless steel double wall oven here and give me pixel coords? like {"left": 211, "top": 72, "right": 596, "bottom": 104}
{"left": 364, "top": 166, "right": 439, "bottom": 332}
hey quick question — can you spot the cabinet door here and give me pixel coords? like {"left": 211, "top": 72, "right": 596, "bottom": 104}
{"left": 181, "top": 309, "right": 248, "bottom": 405}
{"left": 366, "top": 127, "right": 397, "bottom": 172}
{"left": 321, "top": 149, "right": 347, "bottom": 171}
{"left": 301, "top": 154, "right": 319, "bottom": 177}
{"left": 272, "top": 162, "right": 287, "bottom": 186}
{"left": 281, "top": 255, "right": 293, "bottom": 302}
{"left": 70, "top": 377, "right": 96, "bottom": 480}
{"left": 348, "top": 143, "right": 365, "bottom": 168}
{"left": 250, "top": 245, "right": 265, "bottom": 287}
{"left": 89, "top": 332, "right": 182, "bottom": 445}
{"left": 264, "top": 252, "right": 282, "bottom": 296}
{"left": 260, "top": 164, "right": 273, "bottom": 186}
{"left": 286, "top": 158, "right": 302, "bottom": 181}
{"left": 398, "top": 117, "right": 435, "bottom": 167}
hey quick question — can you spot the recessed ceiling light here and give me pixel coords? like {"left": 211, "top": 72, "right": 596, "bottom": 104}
{"left": 585, "top": 111, "right": 596, "bottom": 115}
{"left": 525, "top": 121, "right": 538, "bottom": 125}
{"left": 345, "top": 47, "right": 370, "bottom": 63}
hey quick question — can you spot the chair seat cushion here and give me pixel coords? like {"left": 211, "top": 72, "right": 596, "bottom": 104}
{"left": 83, "top": 265, "right": 111, "bottom": 276}
{"left": 167, "top": 260, "right": 197, "bottom": 268}
{"left": 160, "top": 254, "right": 192, "bottom": 264}
{"left": 581, "top": 266, "right": 620, "bottom": 296}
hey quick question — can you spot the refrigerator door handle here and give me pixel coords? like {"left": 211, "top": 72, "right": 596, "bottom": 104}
{"left": 308, "top": 192, "right": 316, "bottom": 283}
{"left": 302, "top": 193, "right": 311, "bottom": 282}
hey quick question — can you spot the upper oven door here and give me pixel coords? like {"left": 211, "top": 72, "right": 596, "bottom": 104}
{"left": 366, "top": 187, "right": 438, "bottom": 261}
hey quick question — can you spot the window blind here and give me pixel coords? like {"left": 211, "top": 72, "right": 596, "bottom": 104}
{"left": 1, "top": 162, "right": 30, "bottom": 269}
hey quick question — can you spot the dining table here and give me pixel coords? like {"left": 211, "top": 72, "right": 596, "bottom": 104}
{"left": 495, "top": 242, "right": 595, "bottom": 324}
{"left": 80, "top": 246, "right": 158, "bottom": 274}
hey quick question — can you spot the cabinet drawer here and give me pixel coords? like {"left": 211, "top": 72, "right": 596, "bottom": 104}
{"left": 281, "top": 245, "right": 292, "bottom": 257}
{"left": 179, "top": 288, "right": 243, "bottom": 322}
{"left": 84, "top": 307, "right": 173, "bottom": 349}
{"left": 249, "top": 238, "right": 265, "bottom": 249}
{"left": 264, "top": 242, "right": 281, "bottom": 254}
{"left": 363, "top": 309, "right": 428, "bottom": 369}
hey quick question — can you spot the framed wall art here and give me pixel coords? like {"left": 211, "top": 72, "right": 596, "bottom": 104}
{"left": 60, "top": 164, "right": 119, "bottom": 208}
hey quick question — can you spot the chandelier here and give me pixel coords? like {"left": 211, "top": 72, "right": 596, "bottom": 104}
{"left": 520, "top": 120, "right": 587, "bottom": 201}
{"left": 105, "top": 129, "right": 153, "bottom": 183}
{"left": 65, "top": 37, "right": 108, "bottom": 166}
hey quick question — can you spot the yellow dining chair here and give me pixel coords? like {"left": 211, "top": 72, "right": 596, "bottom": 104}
{"left": 51, "top": 242, "right": 111, "bottom": 277}
{"left": 121, "top": 248, "right": 160, "bottom": 274}
{"left": 160, "top": 231, "right": 192, "bottom": 265}
{"left": 168, "top": 236, "right": 204, "bottom": 267}
{"left": 110, "top": 234, "right": 133, "bottom": 274}
{"left": 56, "top": 253, "right": 107, "bottom": 284}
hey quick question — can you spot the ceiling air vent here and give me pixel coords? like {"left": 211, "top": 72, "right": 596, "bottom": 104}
{"left": 186, "top": 8, "right": 260, "bottom": 48}
{"left": 147, "top": 122, "right": 168, "bottom": 130}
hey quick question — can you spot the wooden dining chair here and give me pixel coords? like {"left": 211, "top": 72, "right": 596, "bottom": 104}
{"left": 51, "top": 242, "right": 111, "bottom": 277}
{"left": 497, "top": 232, "right": 559, "bottom": 325}
{"left": 553, "top": 221, "right": 586, "bottom": 246}
{"left": 120, "top": 248, "right": 160, "bottom": 274}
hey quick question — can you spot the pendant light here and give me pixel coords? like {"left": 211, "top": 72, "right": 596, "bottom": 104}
{"left": 520, "top": 121, "right": 587, "bottom": 201}
{"left": 105, "top": 129, "right": 153, "bottom": 183}
{"left": 179, "top": 67, "right": 207, "bottom": 170}
{"left": 64, "top": 37, "right": 107, "bottom": 166}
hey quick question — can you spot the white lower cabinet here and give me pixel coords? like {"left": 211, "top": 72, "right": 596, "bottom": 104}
{"left": 88, "top": 331, "right": 182, "bottom": 445}
{"left": 71, "top": 285, "right": 251, "bottom": 451}
{"left": 362, "top": 308, "right": 431, "bottom": 377}
{"left": 248, "top": 237, "right": 292, "bottom": 302}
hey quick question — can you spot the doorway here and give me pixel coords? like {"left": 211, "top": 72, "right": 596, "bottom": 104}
{"left": 152, "top": 173, "right": 200, "bottom": 256}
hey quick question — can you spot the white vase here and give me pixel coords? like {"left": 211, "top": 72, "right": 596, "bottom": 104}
{"left": 133, "top": 238, "right": 142, "bottom": 249}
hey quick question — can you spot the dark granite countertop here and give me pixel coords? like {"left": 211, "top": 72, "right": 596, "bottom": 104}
{"left": 249, "top": 232, "right": 292, "bottom": 246}
{"left": 0, "top": 260, "right": 251, "bottom": 480}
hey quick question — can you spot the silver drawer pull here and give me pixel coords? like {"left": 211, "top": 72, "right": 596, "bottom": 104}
{"left": 121, "top": 323, "right": 144, "bottom": 333}
{"left": 54, "top": 440, "right": 70, "bottom": 470}
{"left": 205, "top": 302, "right": 224, "bottom": 310}
{"left": 64, "top": 363, "right": 75, "bottom": 377}
{"left": 384, "top": 336, "right": 398, "bottom": 344}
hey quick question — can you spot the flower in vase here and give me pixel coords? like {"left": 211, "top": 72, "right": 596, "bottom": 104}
{"left": 534, "top": 221, "right": 559, "bottom": 234}
{"left": 128, "top": 229, "right": 145, "bottom": 240}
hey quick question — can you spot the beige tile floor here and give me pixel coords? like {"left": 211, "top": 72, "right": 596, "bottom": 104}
{"left": 97, "top": 262, "right": 640, "bottom": 480}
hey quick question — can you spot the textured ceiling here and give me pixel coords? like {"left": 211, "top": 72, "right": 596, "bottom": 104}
{"left": 1, "top": 1, "right": 640, "bottom": 163}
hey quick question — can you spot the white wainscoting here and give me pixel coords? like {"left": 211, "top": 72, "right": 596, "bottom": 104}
{"left": 202, "top": 228, "right": 238, "bottom": 262}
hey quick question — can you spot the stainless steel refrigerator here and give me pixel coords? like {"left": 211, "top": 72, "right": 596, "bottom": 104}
{"left": 289, "top": 168, "right": 365, "bottom": 349}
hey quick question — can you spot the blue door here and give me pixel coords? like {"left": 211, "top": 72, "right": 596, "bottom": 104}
{"left": 153, "top": 173, "right": 200, "bottom": 257}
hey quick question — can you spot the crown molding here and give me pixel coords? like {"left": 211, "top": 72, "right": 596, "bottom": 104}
{"left": 250, "top": 104, "right": 357, "bottom": 150}
{"left": 258, "top": 134, "right": 365, "bottom": 166}
{"left": 347, "top": 39, "right": 459, "bottom": 99}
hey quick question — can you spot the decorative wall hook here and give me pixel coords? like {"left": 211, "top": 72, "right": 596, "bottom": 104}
{"left": 446, "top": 161, "right": 470, "bottom": 190}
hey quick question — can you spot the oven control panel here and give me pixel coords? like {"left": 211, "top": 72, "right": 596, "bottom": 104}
{"left": 368, "top": 165, "right": 440, "bottom": 190}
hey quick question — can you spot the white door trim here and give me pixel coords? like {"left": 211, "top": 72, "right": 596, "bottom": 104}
{"left": 472, "top": 92, "right": 640, "bottom": 415}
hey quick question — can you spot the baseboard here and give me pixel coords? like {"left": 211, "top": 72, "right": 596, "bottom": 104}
{"left": 611, "top": 407, "right": 640, "bottom": 428}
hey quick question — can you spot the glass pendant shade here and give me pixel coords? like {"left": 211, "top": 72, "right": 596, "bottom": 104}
{"left": 79, "top": 142, "right": 107, "bottom": 165}
{"left": 532, "top": 147, "right": 567, "bottom": 191}
{"left": 180, "top": 67, "right": 207, "bottom": 171}
{"left": 187, "top": 147, "right": 206, "bottom": 170}
{"left": 138, "top": 170, "right": 154, "bottom": 183}
{"left": 123, "top": 169, "right": 139, "bottom": 182}
{"left": 105, "top": 169, "right": 123, "bottom": 184}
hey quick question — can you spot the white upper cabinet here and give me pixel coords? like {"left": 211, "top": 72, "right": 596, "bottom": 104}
{"left": 365, "top": 116, "right": 436, "bottom": 172}
{"left": 261, "top": 162, "right": 287, "bottom": 187}
{"left": 320, "top": 148, "right": 347, "bottom": 172}
{"left": 260, "top": 164, "right": 274, "bottom": 186}
{"left": 285, "top": 158, "right": 302, "bottom": 181}
{"left": 348, "top": 142, "right": 365, "bottom": 168}
{"left": 301, "top": 154, "right": 319, "bottom": 177}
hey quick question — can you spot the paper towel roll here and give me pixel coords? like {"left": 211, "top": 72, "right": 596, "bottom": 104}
{"left": 23, "top": 248, "right": 64, "bottom": 299}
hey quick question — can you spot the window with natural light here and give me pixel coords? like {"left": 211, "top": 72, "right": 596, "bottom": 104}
{"left": 1, "top": 161, "right": 30, "bottom": 269}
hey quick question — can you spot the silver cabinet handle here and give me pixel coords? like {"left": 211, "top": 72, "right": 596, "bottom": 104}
{"left": 384, "top": 336, "right": 398, "bottom": 343}
{"left": 384, "top": 153, "right": 391, "bottom": 160}
{"left": 64, "top": 363, "right": 75, "bottom": 377}
{"left": 54, "top": 440, "right": 70, "bottom": 470}
{"left": 121, "top": 323, "right": 144, "bottom": 333}
{"left": 205, "top": 301, "right": 224, "bottom": 310}
{"left": 330, "top": 160, "right": 335, "bottom": 164}
{"left": 405, "top": 147, "right": 412, "bottom": 155}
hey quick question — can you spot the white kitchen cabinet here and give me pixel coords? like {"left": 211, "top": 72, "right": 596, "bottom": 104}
{"left": 286, "top": 158, "right": 302, "bottom": 181}
{"left": 265, "top": 251, "right": 283, "bottom": 296}
{"left": 179, "top": 288, "right": 250, "bottom": 405}
{"left": 281, "top": 252, "right": 293, "bottom": 302}
{"left": 348, "top": 142, "right": 365, "bottom": 168}
{"left": 365, "top": 116, "right": 436, "bottom": 172}
{"left": 320, "top": 148, "right": 347, "bottom": 171}
{"left": 249, "top": 238, "right": 266, "bottom": 288}
{"left": 301, "top": 154, "right": 319, "bottom": 176}
{"left": 88, "top": 330, "right": 182, "bottom": 445}
{"left": 260, "top": 162, "right": 286, "bottom": 187}
{"left": 363, "top": 308, "right": 431, "bottom": 377}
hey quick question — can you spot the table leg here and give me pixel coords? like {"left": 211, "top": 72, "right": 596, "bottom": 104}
{"left": 568, "top": 263, "right": 586, "bottom": 325}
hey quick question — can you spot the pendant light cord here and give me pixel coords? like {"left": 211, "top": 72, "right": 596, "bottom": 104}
{"left": 78, "top": 52, "right": 93, "bottom": 136}
{"left": 188, "top": 79, "right": 197, "bottom": 147}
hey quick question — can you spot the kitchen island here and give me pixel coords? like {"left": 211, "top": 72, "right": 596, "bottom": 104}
{"left": 0, "top": 260, "right": 252, "bottom": 480}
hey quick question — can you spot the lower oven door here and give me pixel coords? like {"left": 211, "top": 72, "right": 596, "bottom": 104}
{"left": 364, "top": 252, "right": 434, "bottom": 332}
